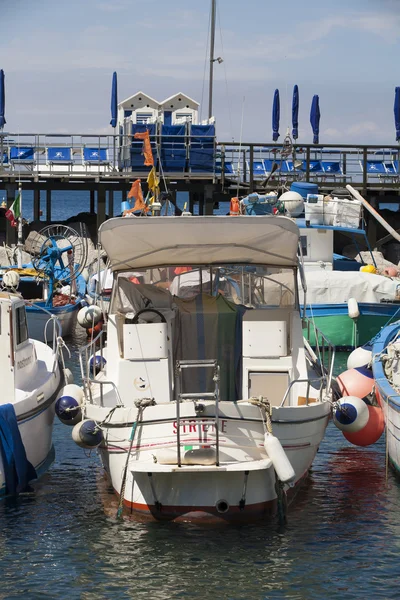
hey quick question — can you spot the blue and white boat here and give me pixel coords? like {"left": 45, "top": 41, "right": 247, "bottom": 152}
{"left": 0, "top": 223, "right": 88, "bottom": 342}
{"left": 372, "top": 321, "right": 400, "bottom": 474}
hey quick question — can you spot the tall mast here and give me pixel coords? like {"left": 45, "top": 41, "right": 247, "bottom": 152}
{"left": 208, "top": 0, "right": 216, "bottom": 120}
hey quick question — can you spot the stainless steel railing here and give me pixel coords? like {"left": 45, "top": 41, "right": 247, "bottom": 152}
{"left": 78, "top": 328, "right": 123, "bottom": 407}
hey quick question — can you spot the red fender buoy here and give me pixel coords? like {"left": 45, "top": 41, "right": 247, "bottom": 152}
{"left": 343, "top": 405, "right": 385, "bottom": 447}
{"left": 337, "top": 367, "right": 374, "bottom": 399}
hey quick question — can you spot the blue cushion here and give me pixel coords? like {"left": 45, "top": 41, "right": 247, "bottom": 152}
{"left": 83, "top": 148, "right": 108, "bottom": 163}
{"left": 47, "top": 147, "right": 72, "bottom": 162}
{"left": 10, "top": 147, "right": 34, "bottom": 161}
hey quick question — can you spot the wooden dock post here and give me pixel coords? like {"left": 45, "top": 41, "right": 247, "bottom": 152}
{"left": 46, "top": 189, "right": 52, "bottom": 222}
{"left": 108, "top": 190, "right": 114, "bottom": 218}
{"left": 97, "top": 186, "right": 106, "bottom": 231}
{"left": 90, "top": 189, "right": 95, "bottom": 213}
{"left": 33, "top": 189, "right": 40, "bottom": 222}
{"left": 204, "top": 184, "right": 214, "bottom": 215}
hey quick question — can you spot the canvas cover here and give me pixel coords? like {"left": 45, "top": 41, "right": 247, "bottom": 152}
{"left": 174, "top": 294, "right": 243, "bottom": 401}
{"left": 303, "top": 270, "right": 400, "bottom": 304}
{"left": 99, "top": 216, "right": 300, "bottom": 271}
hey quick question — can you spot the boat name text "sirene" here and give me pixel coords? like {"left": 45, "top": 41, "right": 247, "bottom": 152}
{"left": 17, "top": 355, "right": 33, "bottom": 370}
{"left": 173, "top": 419, "right": 228, "bottom": 434}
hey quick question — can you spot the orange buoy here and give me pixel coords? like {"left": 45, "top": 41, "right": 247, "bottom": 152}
{"left": 383, "top": 267, "right": 399, "bottom": 278}
{"left": 343, "top": 405, "right": 385, "bottom": 446}
{"left": 337, "top": 367, "right": 374, "bottom": 399}
{"left": 230, "top": 197, "right": 240, "bottom": 216}
{"left": 87, "top": 321, "right": 103, "bottom": 338}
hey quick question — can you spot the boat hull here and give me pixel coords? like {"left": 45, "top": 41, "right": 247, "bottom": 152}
{"left": 304, "top": 302, "right": 400, "bottom": 349}
{"left": 27, "top": 302, "right": 81, "bottom": 342}
{"left": 92, "top": 401, "right": 330, "bottom": 523}
{"left": 372, "top": 322, "right": 400, "bottom": 473}
{"left": 0, "top": 398, "right": 58, "bottom": 497}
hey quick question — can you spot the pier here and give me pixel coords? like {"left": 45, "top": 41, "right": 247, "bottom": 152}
{"left": 1, "top": 132, "right": 400, "bottom": 246}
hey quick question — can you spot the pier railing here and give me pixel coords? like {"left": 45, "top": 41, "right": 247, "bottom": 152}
{"left": 1, "top": 132, "right": 400, "bottom": 193}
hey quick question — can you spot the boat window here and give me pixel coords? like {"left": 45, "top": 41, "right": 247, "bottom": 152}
{"left": 15, "top": 305, "right": 29, "bottom": 345}
{"left": 111, "top": 265, "right": 296, "bottom": 312}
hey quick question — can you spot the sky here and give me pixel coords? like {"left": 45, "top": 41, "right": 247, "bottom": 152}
{"left": 1, "top": 0, "right": 400, "bottom": 144}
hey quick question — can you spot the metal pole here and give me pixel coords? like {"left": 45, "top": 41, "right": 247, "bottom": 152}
{"left": 208, "top": 0, "right": 216, "bottom": 120}
{"left": 249, "top": 144, "right": 254, "bottom": 193}
{"left": 362, "top": 147, "right": 368, "bottom": 197}
{"left": 0, "top": 128, "right": 3, "bottom": 172}
{"left": 113, "top": 128, "right": 117, "bottom": 171}
{"left": 306, "top": 146, "right": 310, "bottom": 181}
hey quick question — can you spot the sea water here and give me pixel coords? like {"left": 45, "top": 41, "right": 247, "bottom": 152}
{"left": 1, "top": 346, "right": 398, "bottom": 600}
{"left": 1, "top": 194, "right": 399, "bottom": 599}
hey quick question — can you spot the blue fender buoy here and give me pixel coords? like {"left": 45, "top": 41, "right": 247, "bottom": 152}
{"left": 89, "top": 355, "right": 107, "bottom": 375}
{"left": 72, "top": 420, "right": 103, "bottom": 449}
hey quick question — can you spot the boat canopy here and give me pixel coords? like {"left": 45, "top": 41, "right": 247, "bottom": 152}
{"left": 99, "top": 216, "right": 300, "bottom": 271}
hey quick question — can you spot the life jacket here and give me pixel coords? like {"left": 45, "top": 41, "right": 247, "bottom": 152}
{"left": 230, "top": 197, "right": 240, "bottom": 216}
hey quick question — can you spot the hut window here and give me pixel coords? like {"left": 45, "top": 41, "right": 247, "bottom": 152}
{"left": 136, "top": 113, "right": 152, "bottom": 124}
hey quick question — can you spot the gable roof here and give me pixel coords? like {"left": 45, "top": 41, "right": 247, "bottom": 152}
{"left": 119, "top": 90, "right": 159, "bottom": 107}
{"left": 160, "top": 92, "right": 199, "bottom": 106}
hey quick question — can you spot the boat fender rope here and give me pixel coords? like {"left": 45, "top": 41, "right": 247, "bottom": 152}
{"left": 116, "top": 398, "right": 155, "bottom": 518}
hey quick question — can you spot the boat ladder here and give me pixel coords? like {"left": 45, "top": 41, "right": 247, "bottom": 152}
{"left": 175, "top": 359, "right": 221, "bottom": 467}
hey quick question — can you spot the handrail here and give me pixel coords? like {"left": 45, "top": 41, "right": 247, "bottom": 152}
{"left": 24, "top": 300, "right": 62, "bottom": 353}
{"left": 303, "top": 316, "right": 336, "bottom": 393}
{"left": 78, "top": 328, "right": 124, "bottom": 408}
{"left": 279, "top": 376, "right": 326, "bottom": 407}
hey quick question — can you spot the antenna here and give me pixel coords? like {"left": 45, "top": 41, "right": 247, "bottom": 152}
{"left": 208, "top": 0, "right": 216, "bottom": 120}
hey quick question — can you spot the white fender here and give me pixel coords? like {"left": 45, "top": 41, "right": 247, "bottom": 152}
{"left": 347, "top": 346, "right": 372, "bottom": 370}
{"left": 348, "top": 297, "right": 360, "bottom": 320}
{"left": 263, "top": 433, "right": 296, "bottom": 483}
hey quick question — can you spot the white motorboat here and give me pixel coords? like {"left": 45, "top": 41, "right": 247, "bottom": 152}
{"left": 65, "top": 215, "right": 334, "bottom": 523}
{"left": 0, "top": 292, "right": 64, "bottom": 496}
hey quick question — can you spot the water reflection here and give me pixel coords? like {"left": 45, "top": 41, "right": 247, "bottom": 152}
{"left": 1, "top": 344, "right": 400, "bottom": 598}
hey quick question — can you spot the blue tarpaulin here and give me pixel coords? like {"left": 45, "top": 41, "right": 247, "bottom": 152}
{"left": 0, "top": 69, "right": 5, "bottom": 129}
{"left": 310, "top": 95, "right": 320, "bottom": 144}
{"left": 292, "top": 85, "right": 299, "bottom": 140}
{"left": 394, "top": 87, "right": 400, "bottom": 141}
{"left": 161, "top": 124, "right": 186, "bottom": 172}
{"left": 189, "top": 124, "right": 215, "bottom": 172}
{"left": 272, "top": 89, "right": 280, "bottom": 142}
{"left": 0, "top": 404, "right": 36, "bottom": 495}
{"left": 110, "top": 71, "right": 118, "bottom": 128}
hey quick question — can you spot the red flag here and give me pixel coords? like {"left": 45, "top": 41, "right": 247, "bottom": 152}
{"left": 133, "top": 130, "right": 154, "bottom": 166}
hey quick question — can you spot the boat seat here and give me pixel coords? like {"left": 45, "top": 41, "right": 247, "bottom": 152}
{"left": 245, "top": 160, "right": 267, "bottom": 178}
{"left": 320, "top": 161, "right": 349, "bottom": 181}
{"left": 10, "top": 147, "right": 35, "bottom": 171}
{"left": 46, "top": 147, "right": 73, "bottom": 172}
{"left": 83, "top": 147, "right": 110, "bottom": 170}
{"left": 359, "top": 160, "right": 387, "bottom": 181}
